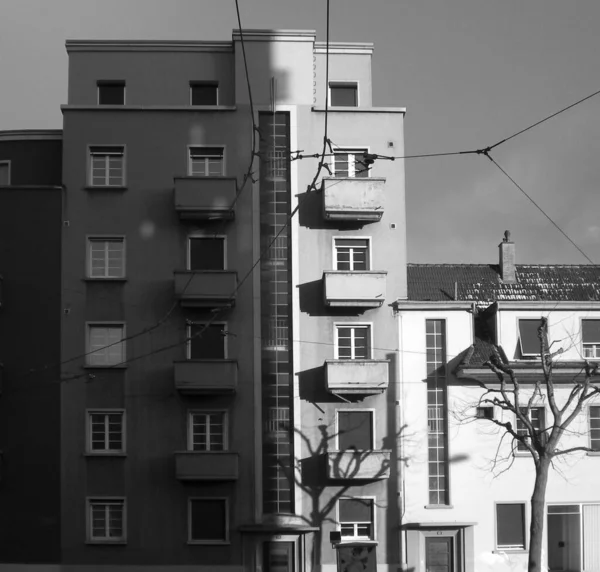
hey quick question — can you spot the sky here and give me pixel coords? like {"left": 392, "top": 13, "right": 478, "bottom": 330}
{"left": 1, "top": 0, "right": 599, "bottom": 264}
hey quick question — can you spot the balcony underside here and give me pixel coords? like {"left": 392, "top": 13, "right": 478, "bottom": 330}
{"left": 325, "top": 359, "right": 390, "bottom": 395}
{"left": 174, "top": 360, "right": 238, "bottom": 394}
{"left": 174, "top": 451, "right": 239, "bottom": 481}
{"left": 174, "top": 177, "right": 236, "bottom": 220}
{"left": 174, "top": 271, "right": 237, "bottom": 308}
{"left": 322, "top": 177, "right": 386, "bottom": 221}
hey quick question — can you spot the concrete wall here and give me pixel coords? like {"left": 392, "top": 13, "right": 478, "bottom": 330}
{"left": 0, "top": 136, "right": 62, "bottom": 185}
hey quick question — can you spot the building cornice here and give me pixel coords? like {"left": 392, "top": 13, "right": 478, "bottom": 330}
{"left": 314, "top": 41, "right": 374, "bottom": 55}
{"left": 0, "top": 130, "right": 62, "bottom": 141}
{"left": 232, "top": 29, "right": 316, "bottom": 42}
{"left": 495, "top": 301, "right": 600, "bottom": 311}
{"left": 394, "top": 301, "right": 474, "bottom": 311}
{"left": 65, "top": 40, "right": 233, "bottom": 53}
{"left": 61, "top": 105, "right": 237, "bottom": 113}
{"left": 312, "top": 106, "right": 406, "bottom": 114}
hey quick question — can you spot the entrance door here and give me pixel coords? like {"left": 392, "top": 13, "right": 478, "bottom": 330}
{"left": 426, "top": 537, "right": 453, "bottom": 572}
{"left": 547, "top": 505, "right": 581, "bottom": 571}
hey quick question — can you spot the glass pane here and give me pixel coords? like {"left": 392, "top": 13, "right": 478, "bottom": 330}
{"left": 190, "top": 499, "right": 226, "bottom": 541}
{"left": 0, "top": 164, "right": 9, "bottom": 185}
{"left": 191, "top": 84, "right": 218, "bottom": 105}
{"left": 339, "top": 498, "right": 372, "bottom": 522}
{"left": 98, "top": 83, "right": 125, "bottom": 105}
{"left": 189, "top": 237, "right": 225, "bottom": 271}
{"left": 189, "top": 324, "right": 225, "bottom": 359}
{"left": 338, "top": 411, "right": 372, "bottom": 450}
{"left": 583, "top": 320, "right": 600, "bottom": 344}
{"left": 519, "top": 319, "right": 543, "bottom": 355}
{"left": 497, "top": 504, "right": 525, "bottom": 547}
{"left": 330, "top": 85, "right": 357, "bottom": 107}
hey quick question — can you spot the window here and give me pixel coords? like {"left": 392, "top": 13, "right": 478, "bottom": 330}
{"left": 0, "top": 161, "right": 10, "bottom": 185}
{"left": 331, "top": 149, "right": 369, "bottom": 178}
{"left": 582, "top": 320, "right": 600, "bottom": 359}
{"left": 496, "top": 503, "right": 526, "bottom": 550}
{"left": 190, "top": 81, "right": 218, "bottom": 105}
{"left": 334, "top": 238, "right": 370, "bottom": 271}
{"left": 88, "top": 411, "right": 125, "bottom": 453}
{"left": 338, "top": 498, "right": 374, "bottom": 540}
{"left": 337, "top": 410, "right": 373, "bottom": 451}
{"left": 188, "top": 323, "right": 226, "bottom": 360}
{"left": 189, "top": 498, "right": 228, "bottom": 543}
{"left": 189, "top": 412, "right": 226, "bottom": 451}
{"left": 87, "top": 324, "right": 125, "bottom": 367}
{"left": 516, "top": 407, "right": 546, "bottom": 452}
{"left": 476, "top": 406, "right": 494, "bottom": 419}
{"left": 518, "top": 319, "right": 543, "bottom": 357}
{"left": 336, "top": 325, "right": 371, "bottom": 359}
{"left": 88, "top": 498, "right": 126, "bottom": 542}
{"left": 188, "top": 236, "right": 225, "bottom": 271}
{"left": 329, "top": 82, "right": 358, "bottom": 107}
{"left": 87, "top": 237, "right": 125, "bottom": 278}
{"left": 189, "top": 146, "right": 224, "bottom": 176}
{"left": 589, "top": 406, "right": 600, "bottom": 451}
{"left": 89, "top": 146, "right": 125, "bottom": 187}
{"left": 97, "top": 81, "right": 125, "bottom": 105}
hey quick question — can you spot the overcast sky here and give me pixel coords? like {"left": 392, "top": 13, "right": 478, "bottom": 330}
{"left": 1, "top": 0, "right": 599, "bottom": 264}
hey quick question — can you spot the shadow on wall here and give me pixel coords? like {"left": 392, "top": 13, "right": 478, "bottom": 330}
{"left": 297, "top": 189, "right": 369, "bottom": 231}
{"left": 298, "top": 279, "right": 371, "bottom": 318}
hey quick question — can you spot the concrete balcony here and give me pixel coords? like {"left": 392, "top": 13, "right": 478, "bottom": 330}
{"left": 174, "top": 360, "right": 238, "bottom": 394}
{"left": 325, "top": 359, "right": 390, "bottom": 395}
{"left": 327, "top": 450, "right": 391, "bottom": 480}
{"left": 323, "top": 271, "right": 387, "bottom": 308}
{"left": 174, "top": 177, "right": 236, "bottom": 220}
{"left": 174, "top": 451, "right": 239, "bottom": 481}
{"left": 322, "top": 177, "right": 386, "bottom": 221}
{"left": 174, "top": 270, "right": 237, "bottom": 308}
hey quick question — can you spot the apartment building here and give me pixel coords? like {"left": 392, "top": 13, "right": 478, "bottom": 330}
{"left": 395, "top": 235, "right": 600, "bottom": 572}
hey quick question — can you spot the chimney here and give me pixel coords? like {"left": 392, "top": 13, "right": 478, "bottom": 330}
{"left": 499, "top": 230, "right": 516, "bottom": 283}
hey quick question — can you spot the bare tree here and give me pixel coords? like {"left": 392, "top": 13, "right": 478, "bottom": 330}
{"left": 476, "top": 317, "right": 600, "bottom": 572}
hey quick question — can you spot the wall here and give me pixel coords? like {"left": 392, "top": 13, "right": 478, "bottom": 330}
{"left": 0, "top": 135, "right": 62, "bottom": 185}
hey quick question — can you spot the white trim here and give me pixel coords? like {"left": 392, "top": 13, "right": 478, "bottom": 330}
{"left": 494, "top": 501, "right": 527, "bottom": 551}
{"left": 187, "top": 409, "right": 229, "bottom": 451}
{"left": 0, "top": 160, "right": 11, "bottom": 185}
{"left": 328, "top": 81, "right": 359, "bottom": 108}
{"left": 335, "top": 408, "right": 376, "bottom": 450}
{"left": 86, "top": 235, "right": 126, "bottom": 279}
{"left": 186, "top": 234, "right": 227, "bottom": 270}
{"left": 187, "top": 144, "right": 226, "bottom": 176}
{"left": 189, "top": 81, "right": 219, "bottom": 106}
{"left": 85, "top": 322, "right": 126, "bottom": 367}
{"left": 86, "top": 497, "right": 127, "bottom": 543}
{"left": 87, "top": 144, "right": 126, "bottom": 187}
{"left": 0, "top": 130, "right": 61, "bottom": 141}
{"left": 332, "top": 235, "right": 372, "bottom": 271}
{"left": 333, "top": 322, "right": 373, "bottom": 359}
{"left": 188, "top": 497, "right": 230, "bottom": 544}
{"left": 86, "top": 409, "right": 126, "bottom": 455}
{"left": 67, "top": 39, "right": 234, "bottom": 52}
{"left": 186, "top": 321, "right": 228, "bottom": 359}
{"left": 314, "top": 42, "right": 374, "bottom": 55}
{"left": 329, "top": 146, "right": 371, "bottom": 177}
{"left": 336, "top": 496, "right": 377, "bottom": 541}
{"left": 589, "top": 405, "right": 600, "bottom": 451}
{"left": 96, "top": 81, "right": 126, "bottom": 105}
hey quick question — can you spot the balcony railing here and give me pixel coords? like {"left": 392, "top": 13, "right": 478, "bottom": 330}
{"left": 322, "top": 177, "right": 386, "bottom": 221}
{"left": 174, "top": 451, "right": 239, "bottom": 481}
{"left": 174, "top": 360, "right": 238, "bottom": 394}
{"left": 174, "top": 177, "right": 236, "bottom": 220}
{"left": 325, "top": 359, "right": 390, "bottom": 395}
{"left": 327, "top": 450, "right": 391, "bottom": 480}
{"left": 323, "top": 271, "right": 387, "bottom": 308}
{"left": 174, "top": 270, "right": 237, "bottom": 308}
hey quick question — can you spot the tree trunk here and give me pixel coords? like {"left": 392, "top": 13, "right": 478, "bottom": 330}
{"left": 528, "top": 457, "right": 551, "bottom": 572}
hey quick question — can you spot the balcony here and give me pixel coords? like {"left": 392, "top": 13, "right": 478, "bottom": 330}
{"left": 325, "top": 359, "right": 389, "bottom": 395}
{"left": 174, "top": 270, "right": 237, "bottom": 308}
{"left": 174, "top": 177, "right": 236, "bottom": 220}
{"left": 322, "top": 177, "right": 386, "bottom": 221}
{"left": 323, "top": 271, "right": 387, "bottom": 308}
{"left": 174, "top": 360, "right": 237, "bottom": 394}
{"left": 174, "top": 451, "right": 239, "bottom": 481}
{"left": 327, "top": 450, "right": 391, "bottom": 480}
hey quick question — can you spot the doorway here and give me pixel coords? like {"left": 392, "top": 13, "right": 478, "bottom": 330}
{"left": 425, "top": 536, "right": 453, "bottom": 572}
{"left": 547, "top": 505, "right": 581, "bottom": 571}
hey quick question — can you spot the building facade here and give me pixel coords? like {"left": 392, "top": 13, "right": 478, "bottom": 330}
{"left": 395, "top": 236, "right": 600, "bottom": 572}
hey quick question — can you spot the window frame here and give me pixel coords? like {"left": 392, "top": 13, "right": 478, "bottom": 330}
{"left": 589, "top": 405, "right": 600, "bottom": 452}
{"left": 337, "top": 496, "right": 376, "bottom": 541}
{"left": 186, "top": 321, "right": 228, "bottom": 360}
{"left": 495, "top": 502, "right": 527, "bottom": 551}
{"left": 475, "top": 406, "right": 494, "bottom": 420}
{"left": 335, "top": 408, "right": 376, "bottom": 451}
{"left": 517, "top": 318, "right": 544, "bottom": 358}
{"left": 581, "top": 318, "right": 600, "bottom": 359}
{"left": 334, "top": 322, "right": 373, "bottom": 360}
{"left": 187, "top": 144, "right": 226, "bottom": 177}
{"left": 0, "top": 160, "right": 11, "bottom": 185}
{"left": 86, "top": 409, "right": 126, "bottom": 455}
{"left": 86, "top": 235, "right": 126, "bottom": 279}
{"left": 187, "top": 410, "right": 228, "bottom": 452}
{"left": 88, "top": 144, "right": 126, "bottom": 188}
{"left": 187, "top": 234, "right": 227, "bottom": 271}
{"left": 333, "top": 236, "right": 371, "bottom": 271}
{"left": 188, "top": 497, "right": 229, "bottom": 545}
{"left": 97, "top": 80, "right": 126, "bottom": 105}
{"left": 329, "top": 147, "right": 370, "bottom": 178}
{"left": 86, "top": 322, "right": 126, "bottom": 368}
{"left": 189, "top": 81, "right": 219, "bottom": 106}
{"left": 515, "top": 406, "right": 546, "bottom": 453}
{"left": 86, "top": 497, "right": 127, "bottom": 544}
{"left": 328, "top": 81, "right": 359, "bottom": 107}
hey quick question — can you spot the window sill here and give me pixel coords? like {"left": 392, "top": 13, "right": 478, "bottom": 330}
{"left": 84, "top": 186, "right": 127, "bottom": 191}
{"left": 83, "top": 277, "right": 127, "bottom": 282}
{"left": 587, "top": 451, "right": 600, "bottom": 456}
{"left": 492, "top": 549, "right": 526, "bottom": 554}
{"left": 86, "top": 540, "right": 127, "bottom": 545}
{"left": 84, "top": 452, "right": 127, "bottom": 457}
{"left": 83, "top": 365, "right": 128, "bottom": 370}
{"left": 187, "top": 540, "right": 230, "bottom": 546}
{"left": 337, "top": 540, "right": 378, "bottom": 546}
{"left": 424, "top": 505, "right": 454, "bottom": 510}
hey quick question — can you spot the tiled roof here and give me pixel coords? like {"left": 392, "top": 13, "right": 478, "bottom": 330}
{"left": 407, "top": 264, "right": 600, "bottom": 303}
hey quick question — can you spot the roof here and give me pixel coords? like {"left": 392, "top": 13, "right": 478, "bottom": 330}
{"left": 407, "top": 264, "right": 600, "bottom": 303}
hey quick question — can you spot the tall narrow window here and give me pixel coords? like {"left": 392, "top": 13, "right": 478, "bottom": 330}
{"left": 97, "top": 81, "right": 125, "bottom": 105}
{"left": 334, "top": 238, "right": 370, "bottom": 271}
{"left": 337, "top": 410, "right": 373, "bottom": 451}
{"left": 518, "top": 319, "right": 543, "bottom": 357}
{"left": 88, "top": 237, "right": 125, "bottom": 278}
{"left": 426, "top": 319, "right": 448, "bottom": 505}
{"left": 582, "top": 320, "right": 600, "bottom": 359}
{"left": 0, "top": 161, "right": 10, "bottom": 185}
{"left": 496, "top": 503, "right": 526, "bottom": 550}
{"left": 87, "top": 324, "right": 125, "bottom": 366}
{"left": 336, "top": 325, "right": 371, "bottom": 360}
{"left": 189, "top": 412, "right": 226, "bottom": 451}
{"left": 88, "top": 498, "right": 126, "bottom": 542}
{"left": 189, "top": 147, "right": 224, "bottom": 176}
{"left": 188, "top": 236, "right": 225, "bottom": 271}
{"left": 331, "top": 149, "right": 369, "bottom": 178}
{"left": 329, "top": 82, "right": 358, "bottom": 107}
{"left": 89, "top": 146, "right": 125, "bottom": 187}
{"left": 188, "top": 323, "right": 225, "bottom": 360}
{"left": 338, "top": 498, "right": 374, "bottom": 540}
{"left": 190, "top": 81, "right": 218, "bottom": 105}
{"left": 589, "top": 406, "right": 600, "bottom": 451}
{"left": 516, "top": 407, "right": 546, "bottom": 452}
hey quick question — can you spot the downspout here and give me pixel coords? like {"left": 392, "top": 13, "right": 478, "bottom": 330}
{"left": 397, "top": 311, "right": 407, "bottom": 568}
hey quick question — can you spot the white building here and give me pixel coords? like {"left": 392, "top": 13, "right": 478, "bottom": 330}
{"left": 394, "top": 235, "right": 600, "bottom": 572}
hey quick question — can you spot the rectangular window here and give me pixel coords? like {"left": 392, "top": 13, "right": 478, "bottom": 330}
{"left": 496, "top": 503, "right": 526, "bottom": 550}
{"left": 87, "top": 324, "right": 125, "bottom": 367}
{"left": 190, "top": 81, "right": 218, "bottom": 105}
{"left": 329, "top": 82, "right": 358, "bottom": 107}
{"left": 189, "top": 146, "right": 224, "bottom": 176}
{"left": 188, "top": 236, "right": 225, "bottom": 271}
{"left": 339, "top": 498, "right": 374, "bottom": 540}
{"left": 188, "top": 323, "right": 226, "bottom": 360}
{"left": 518, "top": 319, "right": 543, "bottom": 357}
{"left": 189, "top": 411, "right": 226, "bottom": 451}
{"left": 583, "top": 320, "right": 600, "bottom": 359}
{"left": 87, "top": 237, "right": 125, "bottom": 278}
{"left": 476, "top": 406, "right": 494, "bottom": 419}
{"left": 516, "top": 407, "right": 546, "bottom": 452}
{"left": 589, "top": 406, "right": 600, "bottom": 451}
{"left": 88, "top": 498, "right": 126, "bottom": 542}
{"left": 97, "top": 81, "right": 125, "bottom": 105}
{"left": 0, "top": 161, "right": 10, "bottom": 185}
{"left": 334, "top": 238, "right": 370, "bottom": 271}
{"left": 189, "top": 498, "right": 228, "bottom": 543}
{"left": 331, "top": 149, "right": 369, "bottom": 178}
{"left": 89, "top": 146, "right": 125, "bottom": 187}
{"left": 336, "top": 325, "right": 371, "bottom": 360}
{"left": 88, "top": 411, "right": 125, "bottom": 453}
{"left": 338, "top": 410, "right": 373, "bottom": 451}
